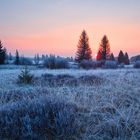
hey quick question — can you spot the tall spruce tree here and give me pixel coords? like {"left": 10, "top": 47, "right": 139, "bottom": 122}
{"left": 0, "top": 41, "right": 6, "bottom": 64}
{"left": 118, "top": 50, "right": 125, "bottom": 64}
{"left": 97, "top": 35, "right": 110, "bottom": 61}
{"left": 96, "top": 50, "right": 102, "bottom": 61}
{"left": 15, "top": 50, "right": 20, "bottom": 65}
{"left": 75, "top": 30, "right": 92, "bottom": 62}
{"left": 124, "top": 52, "right": 130, "bottom": 65}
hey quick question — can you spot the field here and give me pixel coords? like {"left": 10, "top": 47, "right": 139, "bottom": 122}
{"left": 0, "top": 66, "right": 140, "bottom": 140}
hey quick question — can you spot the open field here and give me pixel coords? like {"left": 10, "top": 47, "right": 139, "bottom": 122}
{"left": 0, "top": 66, "right": 140, "bottom": 140}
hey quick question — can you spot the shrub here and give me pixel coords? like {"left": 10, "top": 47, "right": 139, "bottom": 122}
{"left": 44, "top": 55, "right": 55, "bottom": 69}
{"left": 79, "top": 60, "right": 97, "bottom": 69}
{"left": 20, "top": 57, "right": 33, "bottom": 65}
{"left": 78, "top": 75, "right": 104, "bottom": 85}
{"left": 41, "top": 74, "right": 78, "bottom": 87}
{"left": 118, "top": 63, "right": 125, "bottom": 68}
{"left": 96, "top": 60, "right": 105, "bottom": 68}
{"left": 134, "top": 61, "right": 140, "bottom": 68}
{"left": 41, "top": 74, "right": 105, "bottom": 87}
{"left": 55, "top": 57, "right": 69, "bottom": 69}
{"left": 0, "top": 97, "right": 78, "bottom": 140}
{"left": 17, "top": 66, "right": 34, "bottom": 84}
{"left": 41, "top": 73, "right": 54, "bottom": 79}
{"left": 44, "top": 55, "right": 69, "bottom": 69}
{"left": 104, "top": 60, "right": 118, "bottom": 69}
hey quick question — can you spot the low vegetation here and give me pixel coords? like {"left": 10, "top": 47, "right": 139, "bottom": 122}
{"left": 134, "top": 61, "right": 140, "bottom": 68}
{"left": 0, "top": 31, "right": 140, "bottom": 139}
{"left": 0, "top": 68, "right": 139, "bottom": 140}
{"left": 17, "top": 66, "right": 34, "bottom": 84}
{"left": 0, "top": 97, "right": 78, "bottom": 140}
{"left": 43, "top": 55, "right": 69, "bottom": 69}
{"left": 104, "top": 60, "right": 118, "bottom": 69}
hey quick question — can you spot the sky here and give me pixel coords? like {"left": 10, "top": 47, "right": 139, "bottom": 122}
{"left": 0, "top": 0, "right": 140, "bottom": 57}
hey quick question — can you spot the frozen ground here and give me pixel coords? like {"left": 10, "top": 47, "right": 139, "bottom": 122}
{"left": 0, "top": 65, "right": 140, "bottom": 139}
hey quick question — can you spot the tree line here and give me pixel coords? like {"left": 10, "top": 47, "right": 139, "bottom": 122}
{"left": 0, "top": 41, "right": 29, "bottom": 65}
{"left": 0, "top": 31, "right": 130, "bottom": 65}
{"left": 75, "top": 30, "right": 130, "bottom": 65}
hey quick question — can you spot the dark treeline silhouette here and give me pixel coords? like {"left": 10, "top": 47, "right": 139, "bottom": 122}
{"left": 0, "top": 41, "right": 6, "bottom": 64}
{"left": 0, "top": 32, "right": 132, "bottom": 67}
{"left": 75, "top": 30, "right": 130, "bottom": 66}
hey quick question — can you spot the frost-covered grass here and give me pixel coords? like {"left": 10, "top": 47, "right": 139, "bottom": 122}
{"left": 0, "top": 66, "right": 140, "bottom": 139}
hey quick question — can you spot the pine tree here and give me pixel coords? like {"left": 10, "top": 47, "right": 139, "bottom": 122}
{"left": 34, "top": 54, "right": 40, "bottom": 65}
{"left": 110, "top": 53, "right": 115, "bottom": 61}
{"left": 124, "top": 52, "right": 130, "bottom": 65}
{"left": 96, "top": 50, "right": 102, "bottom": 61}
{"left": 15, "top": 50, "right": 20, "bottom": 65}
{"left": 18, "top": 66, "right": 34, "bottom": 84}
{"left": 98, "top": 35, "right": 110, "bottom": 61}
{"left": 118, "top": 50, "right": 125, "bottom": 64}
{"left": 75, "top": 30, "right": 92, "bottom": 62}
{"left": 0, "top": 41, "right": 6, "bottom": 64}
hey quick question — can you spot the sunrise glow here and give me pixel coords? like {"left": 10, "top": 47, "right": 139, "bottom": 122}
{"left": 0, "top": 0, "right": 140, "bottom": 57}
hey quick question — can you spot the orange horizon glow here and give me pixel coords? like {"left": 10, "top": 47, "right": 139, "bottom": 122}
{"left": 1, "top": 0, "right": 140, "bottom": 58}
{"left": 3, "top": 21, "right": 140, "bottom": 57}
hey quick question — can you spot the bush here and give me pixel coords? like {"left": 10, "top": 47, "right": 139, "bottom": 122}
{"left": 78, "top": 75, "right": 104, "bottom": 85}
{"left": 96, "top": 60, "right": 105, "bottom": 68}
{"left": 134, "top": 61, "right": 140, "bottom": 68}
{"left": 55, "top": 57, "right": 69, "bottom": 69}
{"left": 118, "top": 63, "right": 125, "bottom": 68}
{"left": 20, "top": 57, "right": 33, "bottom": 65}
{"left": 0, "top": 97, "right": 78, "bottom": 140}
{"left": 79, "top": 60, "right": 97, "bottom": 69}
{"left": 43, "top": 55, "right": 55, "bottom": 69}
{"left": 104, "top": 61, "right": 118, "bottom": 69}
{"left": 17, "top": 67, "right": 34, "bottom": 84}
{"left": 44, "top": 55, "right": 69, "bottom": 69}
{"left": 41, "top": 74, "right": 78, "bottom": 87}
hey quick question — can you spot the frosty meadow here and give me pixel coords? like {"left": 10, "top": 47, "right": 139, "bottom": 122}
{"left": 0, "top": 65, "right": 140, "bottom": 139}
{"left": 0, "top": 0, "right": 140, "bottom": 139}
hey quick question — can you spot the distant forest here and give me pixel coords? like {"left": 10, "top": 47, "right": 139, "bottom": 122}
{"left": 1, "top": 30, "right": 140, "bottom": 69}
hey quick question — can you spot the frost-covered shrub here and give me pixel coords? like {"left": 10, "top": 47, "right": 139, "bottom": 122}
{"left": 0, "top": 97, "right": 78, "bottom": 140}
{"left": 69, "top": 62, "right": 79, "bottom": 69}
{"left": 118, "top": 63, "right": 125, "bottom": 68}
{"left": 41, "top": 74, "right": 78, "bottom": 87}
{"left": 134, "top": 61, "right": 140, "bottom": 68}
{"left": 20, "top": 57, "right": 33, "bottom": 65}
{"left": 96, "top": 60, "right": 105, "bottom": 68}
{"left": 43, "top": 55, "right": 69, "bottom": 69}
{"left": 104, "top": 60, "right": 118, "bottom": 69}
{"left": 78, "top": 75, "right": 104, "bottom": 85}
{"left": 17, "top": 67, "right": 34, "bottom": 84}
{"left": 55, "top": 57, "right": 69, "bottom": 69}
{"left": 41, "top": 74, "right": 104, "bottom": 87}
{"left": 41, "top": 73, "right": 54, "bottom": 79}
{"left": 44, "top": 55, "right": 55, "bottom": 69}
{"left": 80, "top": 60, "right": 97, "bottom": 69}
